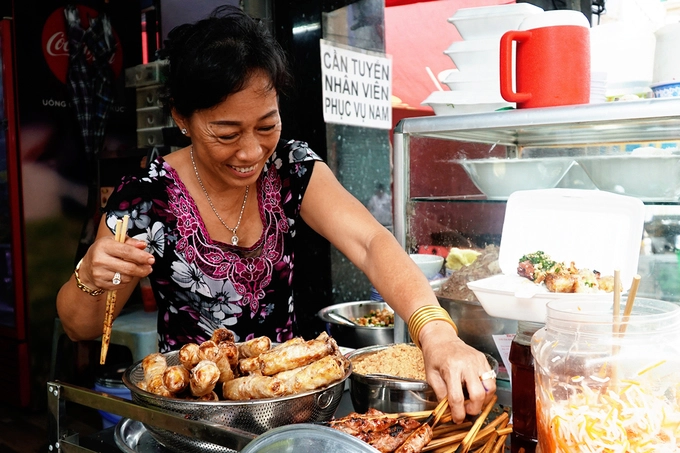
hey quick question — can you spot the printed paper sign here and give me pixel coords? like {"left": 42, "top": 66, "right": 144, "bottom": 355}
{"left": 320, "top": 39, "right": 392, "bottom": 130}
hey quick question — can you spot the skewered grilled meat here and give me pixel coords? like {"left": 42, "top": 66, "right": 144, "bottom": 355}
{"left": 330, "top": 409, "right": 428, "bottom": 453}
{"left": 329, "top": 408, "right": 401, "bottom": 436}
{"left": 394, "top": 423, "right": 433, "bottom": 453}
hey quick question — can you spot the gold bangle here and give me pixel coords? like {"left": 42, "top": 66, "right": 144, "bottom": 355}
{"left": 74, "top": 258, "right": 105, "bottom": 296}
{"left": 407, "top": 305, "right": 458, "bottom": 349}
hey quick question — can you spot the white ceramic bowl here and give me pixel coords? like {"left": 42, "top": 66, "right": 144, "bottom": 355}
{"left": 459, "top": 157, "right": 574, "bottom": 200}
{"left": 448, "top": 3, "right": 544, "bottom": 40}
{"left": 444, "top": 38, "right": 499, "bottom": 72}
{"left": 576, "top": 153, "right": 680, "bottom": 201}
{"left": 410, "top": 253, "right": 445, "bottom": 279}
{"left": 421, "top": 90, "right": 513, "bottom": 116}
{"left": 443, "top": 69, "right": 500, "bottom": 93}
{"left": 651, "top": 81, "right": 680, "bottom": 98}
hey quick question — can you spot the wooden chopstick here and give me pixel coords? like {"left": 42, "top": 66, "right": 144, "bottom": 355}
{"left": 100, "top": 215, "right": 129, "bottom": 364}
{"left": 618, "top": 274, "right": 641, "bottom": 335}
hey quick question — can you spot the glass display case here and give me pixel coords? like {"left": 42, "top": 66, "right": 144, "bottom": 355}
{"left": 392, "top": 97, "right": 680, "bottom": 343}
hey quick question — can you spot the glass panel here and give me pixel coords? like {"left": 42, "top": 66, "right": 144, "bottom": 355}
{"left": 396, "top": 100, "right": 680, "bottom": 317}
{"left": 322, "top": 0, "right": 391, "bottom": 303}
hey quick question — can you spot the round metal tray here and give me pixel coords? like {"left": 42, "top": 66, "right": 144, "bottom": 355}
{"left": 115, "top": 418, "right": 167, "bottom": 453}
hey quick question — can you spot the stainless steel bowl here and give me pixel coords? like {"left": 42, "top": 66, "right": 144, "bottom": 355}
{"left": 347, "top": 344, "right": 498, "bottom": 414}
{"left": 122, "top": 350, "right": 350, "bottom": 453}
{"left": 317, "top": 301, "right": 394, "bottom": 349}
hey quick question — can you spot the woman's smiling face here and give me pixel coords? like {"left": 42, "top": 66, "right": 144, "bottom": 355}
{"left": 180, "top": 72, "right": 282, "bottom": 187}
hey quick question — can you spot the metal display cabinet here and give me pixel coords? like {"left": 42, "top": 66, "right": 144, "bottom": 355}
{"left": 392, "top": 98, "right": 680, "bottom": 343}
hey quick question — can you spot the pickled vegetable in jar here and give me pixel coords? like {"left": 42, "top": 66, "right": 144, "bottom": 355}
{"left": 532, "top": 298, "right": 680, "bottom": 453}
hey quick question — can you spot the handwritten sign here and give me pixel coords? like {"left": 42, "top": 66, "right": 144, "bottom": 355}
{"left": 320, "top": 40, "right": 392, "bottom": 130}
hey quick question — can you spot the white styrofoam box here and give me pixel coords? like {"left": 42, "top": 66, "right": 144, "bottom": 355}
{"left": 468, "top": 189, "right": 646, "bottom": 322}
{"left": 448, "top": 3, "right": 544, "bottom": 40}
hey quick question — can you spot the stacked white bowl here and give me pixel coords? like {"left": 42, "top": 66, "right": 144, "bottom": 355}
{"left": 422, "top": 3, "right": 543, "bottom": 115}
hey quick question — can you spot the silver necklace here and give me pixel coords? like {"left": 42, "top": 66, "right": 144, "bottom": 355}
{"left": 190, "top": 147, "right": 249, "bottom": 246}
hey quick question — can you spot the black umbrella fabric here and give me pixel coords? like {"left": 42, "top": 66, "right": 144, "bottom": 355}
{"left": 64, "top": 4, "right": 116, "bottom": 158}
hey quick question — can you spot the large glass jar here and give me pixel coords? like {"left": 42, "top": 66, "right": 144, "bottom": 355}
{"left": 532, "top": 298, "right": 680, "bottom": 453}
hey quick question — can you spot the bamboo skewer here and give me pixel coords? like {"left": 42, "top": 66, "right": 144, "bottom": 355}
{"left": 618, "top": 274, "right": 641, "bottom": 336}
{"left": 455, "top": 395, "right": 498, "bottom": 453}
{"left": 100, "top": 215, "right": 129, "bottom": 364}
{"left": 612, "top": 269, "right": 622, "bottom": 334}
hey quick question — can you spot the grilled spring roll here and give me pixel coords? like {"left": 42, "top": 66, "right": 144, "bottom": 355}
{"left": 162, "top": 365, "right": 190, "bottom": 394}
{"left": 178, "top": 343, "right": 201, "bottom": 370}
{"left": 198, "top": 340, "right": 221, "bottom": 362}
{"left": 189, "top": 360, "right": 221, "bottom": 397}
{"left": 214, "top": 342, "right": 238, "bottom": 383}
{"left": 142, "top": 353, "right": 167, "bottom": 382}
{"left": 195, "top": 391, "right": 219, "bottom": 401}
{"left": 218, "top": 341, "right": 239, "bottom": 368}
{"left": 210, "top": 327, "right": 235, "bottom": 345}
{"left": 222, "top": 375, "right": 286, "bottom": 400}
{"left": 278, "top": 354, "right": 348, "bottom": 395}
{"left": 237, "top": 336, "right": 306, "bottom": 375}
{"left": 237, "top": 336, "right": 272, "bottom": 358}
{"left": 258, "top": 332, "right": 338, "bottom": 376}
{"left": 146, "top": 373, "right": 173, "bottom": 397}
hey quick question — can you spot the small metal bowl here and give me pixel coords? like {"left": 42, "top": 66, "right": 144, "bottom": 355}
{"left": 317, "top": 301, "right": 394, "bottom": 349}
{"left": 346, "top": 344, "right": 498, "bottom": 414}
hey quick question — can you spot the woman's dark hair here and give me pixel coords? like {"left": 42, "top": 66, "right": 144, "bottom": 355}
{"left": 161, "top": 5, "right": 293, "bottom": 118}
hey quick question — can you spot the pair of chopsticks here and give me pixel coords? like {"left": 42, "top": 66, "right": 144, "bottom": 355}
{"left": 100, "top": 215, "right": 130, "bottom": 364}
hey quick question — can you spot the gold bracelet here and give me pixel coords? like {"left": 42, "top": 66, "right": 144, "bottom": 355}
{"left": 74, "top": 258, "right": 105, "bottom": 296}
{"left": 407, "top": 305, "right": 458, "bottom": 349}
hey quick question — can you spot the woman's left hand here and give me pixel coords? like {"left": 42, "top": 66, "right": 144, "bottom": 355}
{"left": 419, "top": 320, "right": 497, "bottom": 424}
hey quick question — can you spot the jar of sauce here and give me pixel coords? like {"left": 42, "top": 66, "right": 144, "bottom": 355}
{"left": 509, "top": 320, "right": 544, "bottom": 453}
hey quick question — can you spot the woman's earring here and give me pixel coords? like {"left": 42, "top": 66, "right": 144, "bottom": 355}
{"left": 181, "top": 128, "right": 187, "bottom": 135}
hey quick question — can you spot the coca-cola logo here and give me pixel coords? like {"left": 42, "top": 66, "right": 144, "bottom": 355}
{"left": 41, "top": 5, "right": 124, "bottom": 84}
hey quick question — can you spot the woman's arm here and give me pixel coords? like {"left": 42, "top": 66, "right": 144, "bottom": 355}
{"left": 300, "top": 162, "right": 495, "bottom": 422}
{"left": 56, "top": 215, "right": 155, "bottom": 341}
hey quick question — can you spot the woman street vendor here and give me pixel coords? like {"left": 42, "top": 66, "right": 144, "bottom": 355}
{"left": 55, "top": 4, "right": 496, "bottom": 423}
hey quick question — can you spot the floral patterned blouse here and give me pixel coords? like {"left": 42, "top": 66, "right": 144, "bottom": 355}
{"left": 104, "top": 139, "right": 321, "bottom": 352}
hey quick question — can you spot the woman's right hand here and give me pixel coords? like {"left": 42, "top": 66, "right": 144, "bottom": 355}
{"left": 80, "top": 234, "right": 155, "bottom": 292}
